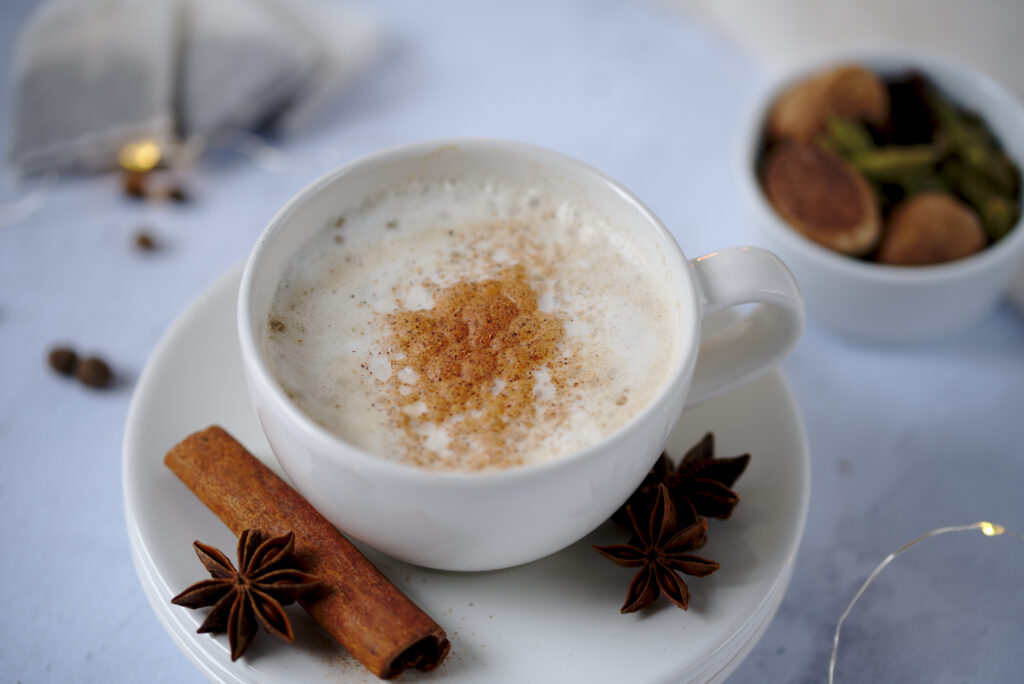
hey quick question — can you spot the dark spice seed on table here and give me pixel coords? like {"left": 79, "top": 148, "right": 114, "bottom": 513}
{"left": 75, "top": 357, "right": 113, "bottom": 389}
{"left": 122, "top": 171, "right": 147, "bottom": 199}
{"left": 134, "top": 230, "right": 158, "bottom": 251}
{"left": 168, "top": 186, "right": 189, "bottom": 203}
{"left": 47, "top": 347, "right": 78, "bottom": 375}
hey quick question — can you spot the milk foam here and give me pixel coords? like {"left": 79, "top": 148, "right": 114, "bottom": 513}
{"left": 263, "top": 178, "right": 682, "bottom": 469}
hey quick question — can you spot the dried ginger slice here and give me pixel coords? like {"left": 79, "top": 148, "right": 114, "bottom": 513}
{"left": 763, "top": 141, "right": 880, "bottom": 255}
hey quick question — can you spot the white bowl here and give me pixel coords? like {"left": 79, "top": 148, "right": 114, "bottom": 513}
{"left": 740, "top": 50, "right": 1024, "bottom": 341}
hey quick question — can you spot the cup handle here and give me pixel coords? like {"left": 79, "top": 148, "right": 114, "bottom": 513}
{"left": 684, "top": 246, "right": 804, "bottom": 408}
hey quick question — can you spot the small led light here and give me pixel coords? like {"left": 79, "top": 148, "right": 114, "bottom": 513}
{"left": 118, "top": 140, "right": 162, "bottom": 173}
{"left": 980, "top": 521, "right": 1004, "bottom": 537}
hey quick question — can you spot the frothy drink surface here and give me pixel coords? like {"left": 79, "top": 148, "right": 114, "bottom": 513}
{"left": 264, "top": 179, "right": 680, "bottom": 470}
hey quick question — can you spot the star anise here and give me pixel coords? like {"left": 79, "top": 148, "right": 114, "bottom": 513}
{"left": 171, "top": 529, "right": 319, "bottom": 661}
{"left": 594, "top": 485, "right": 720, "bottom": 613}
{"left": 614, "top": 432, "right": 750, "bottom": 526}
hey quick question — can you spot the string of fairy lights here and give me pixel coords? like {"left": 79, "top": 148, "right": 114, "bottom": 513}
{"left": 828, "top": 521, "right": 1023, "bottom": 683}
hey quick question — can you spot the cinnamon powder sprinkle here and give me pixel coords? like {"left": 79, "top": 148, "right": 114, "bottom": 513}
{"left": 386, "top": 265, "right": 565, "bottom": 469}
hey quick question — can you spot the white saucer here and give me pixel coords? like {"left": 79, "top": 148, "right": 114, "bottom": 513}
{"left": 123, "top": 267, "right": 810, "bottom": 684}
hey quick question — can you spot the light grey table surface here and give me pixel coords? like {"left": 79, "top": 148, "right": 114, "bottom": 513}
{"left": 1, "top": 1, "right": 1022, "bottom": 683}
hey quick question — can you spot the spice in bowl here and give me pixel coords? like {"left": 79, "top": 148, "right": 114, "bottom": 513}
{"left": 759, "top": 65, "right": 1021, "bottom": 266}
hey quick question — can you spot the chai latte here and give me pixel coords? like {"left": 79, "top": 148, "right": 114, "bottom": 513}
{"left": 263, "top": 179, "right": 681, "bottom": 470}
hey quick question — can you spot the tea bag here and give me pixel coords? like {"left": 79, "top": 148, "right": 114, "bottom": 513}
{"left": 8, "top": 0, "right": 178, "bottom": 176}
{"left": 268, "top": 0, "right": 383, "bottom": 135}
{"left": 8, "top": 0, "right": 382, "bottom": 177}
{"left": 177, "top": 0, "right": 323, "bottom": 140}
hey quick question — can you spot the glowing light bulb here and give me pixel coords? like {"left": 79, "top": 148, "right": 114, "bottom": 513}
{"left": 118, "top": 140, "right": 162, "bottom": 173}
{"left": 980, "top": 521, "right": 1004, "bottom": 537}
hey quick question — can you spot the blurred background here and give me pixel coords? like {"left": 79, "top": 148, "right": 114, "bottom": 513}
{"left": 1, "top": 1, "right": 1022, "bottom": 683}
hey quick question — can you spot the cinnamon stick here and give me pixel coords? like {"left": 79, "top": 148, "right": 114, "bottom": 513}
{"left": 164, "top": 426, "right": 450, "bottom": 678}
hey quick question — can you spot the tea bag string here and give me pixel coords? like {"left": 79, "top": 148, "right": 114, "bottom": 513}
{"left": 828, "top": 521, "right": 1023, "bottom": 684}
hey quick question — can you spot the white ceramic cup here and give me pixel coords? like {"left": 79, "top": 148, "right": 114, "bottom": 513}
{"left": 741, "top": 50, "right": 1024, "bottom": 341}
{"left": 238, "top": 139, "right": 803, "bottom": 571}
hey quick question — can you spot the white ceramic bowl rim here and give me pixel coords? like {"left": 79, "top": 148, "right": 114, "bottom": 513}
{"left": 742, "top": 47, "right": 1024, "bottom": 284}
{"left": 238, "top": 138, "right": 701, "bottom": 487}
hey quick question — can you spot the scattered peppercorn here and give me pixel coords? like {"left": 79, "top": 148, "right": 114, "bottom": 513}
{"left": 48, "top": 347, "right": 78, "bottom": 375}
{"left": 168, "top": 186, "right": 189, "bottom": 203}
{"left": 122, "top": 171, "right": 148, "bottom": 199}
{"left": 135, "top": 230, "right": 158, "bottom": 251}
{"left": 75, "top": 357, "right": 113, "bottom": 389}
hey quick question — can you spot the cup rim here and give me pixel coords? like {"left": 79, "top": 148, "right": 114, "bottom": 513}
{"left": 238, "top": 138, "right": 701, "bottom": 485}
{"left": 739, "top": 47, "right": 1024, "bottom": 284}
